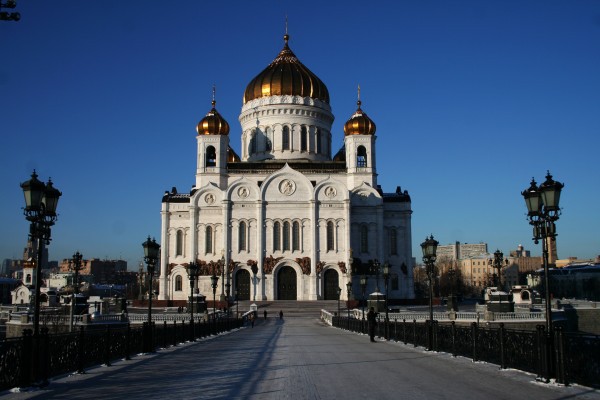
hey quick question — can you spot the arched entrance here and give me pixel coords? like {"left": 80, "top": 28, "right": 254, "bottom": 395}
{"left": 235, "top": 269, "right": 250, "bottom": 301}
{"left": 323, "top": 269, "right": 340, "bottom": 300}
{"left": 277, "top": 266, "right": 297, "bottom": 300}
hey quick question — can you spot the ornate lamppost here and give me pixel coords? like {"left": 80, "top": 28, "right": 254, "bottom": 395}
{"left": 382, "top": 262, "right": 390, "bottom": 339}
{"left": 69, "top": 251, "right": 83, "bottom": 332}
{"left": 371, "top": 259, "right": 381, "bottom": 292}
{"left": 447, "top": 262, "right": 458, "bottom": 311}
{"left": 346, "top": 281, "right": 352, "bottom": 330}
{"left": 220, "top": 250, "right": 226, "bottom": 302}
{"left": 360, "top": 275, "right": 367, "bottom": 323}
{"left": 210, "top": 268, "right": 219, "bottom": 335}
{"left": 21, "top": 171, "right": 62, "bottom": 337}
{"left": 234, "top": 289, "right": 239, "bottom": 319}
{"left": 421, "top": 235, "right": 439, "bottom": 351}
{"left": 522, "top": 171, "right": 563, "bottom": 380}
{"left": 488, "top": 249, "right": 508, "bottom": 290}
{"left": 142, "top": 236, "right": 160, "bottom": 352}
{"left": 187, "top": 261, "right": 199, "bottom": 341}
{"left": 336, "top": 287, "right": 341, "bottom": 324}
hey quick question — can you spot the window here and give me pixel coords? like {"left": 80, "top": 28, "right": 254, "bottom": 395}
{"left": 239, "top": 221, "right": 247, "bottom": 251}
{"left": 273, "top": 222, "right": 281, "bottom": 251}
{"left": 357, "top": 146, "right": 367, "bottom": 167}
{"left": 326, "top": 221, "right": 334, "bottom": 251}
{"left": 205, "top": 226, "right": 213, "bottom": 254}
{"left": 390, "top": 229, "right": 397, "bottom": 255}
{"left": 176, "top": 230, "right": 183, "bottom": 256}
{"left": 283, "top": 221, "right": 290, "bottom": 251}
{"left": 301, "top": 126, "right": 307, "bottom": 151}
{"left": 316, "top": 128, "right": 322, "bottom": 153}
{"left": 360, "top": 225, "right": 368, "bottom": 253}
{"left": 282, "top": 126, "right": 290, "bottom": 150}
{"left": 175, "top": 276, "right": 182, "bottom": 291}
{"left": 206, "top": 146, "right": 216, "bottom": 167}
{"left": 292, "top": 221, "right": 300, "bottom": 251}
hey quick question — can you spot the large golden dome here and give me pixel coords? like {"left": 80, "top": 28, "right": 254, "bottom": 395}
{"left": 243, "top": 34, "right": 329, "bottom": 104}
{"left": 344, "top": 99, "right": 376, "bottom": 136}
{"left": 197, "top": 100, "right": 230, "bottom": 136}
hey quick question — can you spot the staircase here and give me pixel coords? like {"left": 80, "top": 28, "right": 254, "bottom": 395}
{"left": 236, "top": 300, "right": 343, "bottom": 318}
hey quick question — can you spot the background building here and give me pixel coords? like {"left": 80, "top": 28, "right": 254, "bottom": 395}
{"left": 437, "top": 241, "right": 488, "bottom": 261}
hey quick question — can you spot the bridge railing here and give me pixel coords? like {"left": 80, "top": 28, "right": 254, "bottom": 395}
{"left": 0, "top": 317, "right": 243, "bottom": 391}
{"left": 326, "top": 314, "right": 599, "bottom": 390}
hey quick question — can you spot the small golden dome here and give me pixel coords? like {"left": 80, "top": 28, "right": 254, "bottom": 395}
{"left": 196, "top": 99, "right": 230, "bottom": 136}
{"left": 243, "top": 34, "right": 329, "bottom": 104}
{"left": 343, "top": 99, "right": 376, "bottom": 136}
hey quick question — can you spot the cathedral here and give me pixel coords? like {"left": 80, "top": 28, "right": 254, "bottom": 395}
{"left": 158, "top": 33, "right": 414, "bottom": 303}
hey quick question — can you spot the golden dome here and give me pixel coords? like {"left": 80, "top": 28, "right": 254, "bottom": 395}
{"left": 343, "top": 99, "right": 376, "bottom": 136}
{"left": 196, "top": 99, "right": 230, "bottom": 136}
{"left": 243, "top": 34, "right": 329, "bottom": 104}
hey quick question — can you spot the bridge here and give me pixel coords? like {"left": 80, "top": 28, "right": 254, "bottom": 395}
{"left": 2, "top": 301, "right": 599, "bottom": 399}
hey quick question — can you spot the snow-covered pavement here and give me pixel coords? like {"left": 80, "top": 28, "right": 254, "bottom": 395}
{"left": 5, "top": 316, "right": 600, "bottom": 399}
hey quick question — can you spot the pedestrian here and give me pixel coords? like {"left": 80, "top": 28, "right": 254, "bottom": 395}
{"left": 264, "top": 310, "right": 267, "bottom": 320}
{"left": 279, "top": 310, "right": 283, "bottom": 320}
{"left": 367, "top": 307, "right": 377, "bottom": 342}
{"left": 250, "top": 313, "right": 255, "bottom": 328}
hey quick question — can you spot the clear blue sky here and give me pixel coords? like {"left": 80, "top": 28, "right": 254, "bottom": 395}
{"left": 1, "top": 1, "right": 599, "bottom": 270}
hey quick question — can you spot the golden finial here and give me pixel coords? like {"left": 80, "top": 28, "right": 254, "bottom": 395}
{"left": 212, "top": 84, "right": 216, "bottom": 107}
{"left": 284, "top": 15, "right": 289, "bottom": 45}
{"left": 357, "top": 85, "right": 362, "bottom": 108}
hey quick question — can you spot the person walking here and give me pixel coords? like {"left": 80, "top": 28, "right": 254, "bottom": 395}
{"left": 250, "top": 313, "right": 255, "bottom": 328}
{"left": 279, "top": 310, "right": 283, "bottom": 320}
{"left": 367, "top": 307, "right": 377, "bottom": 342}
{"left": 264, "top": 310, "right": 267, "bottom": 320}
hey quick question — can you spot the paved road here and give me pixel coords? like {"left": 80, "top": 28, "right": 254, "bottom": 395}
{"left": 5, "top": 317, "right": 600, "bottom": 399}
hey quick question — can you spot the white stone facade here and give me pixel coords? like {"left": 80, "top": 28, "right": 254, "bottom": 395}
{"left": 158, "top": 38, "right": 414, "bottom": 303}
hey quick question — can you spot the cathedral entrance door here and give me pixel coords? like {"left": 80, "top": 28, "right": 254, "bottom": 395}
{"left": 277, "top": 266, "right": 297, "bottom": 300}
{"left": 323, "top": 269, "right": 340, "bottom": 300}
{"left": 235, "top": 269, "right": 250, "bottom": 301}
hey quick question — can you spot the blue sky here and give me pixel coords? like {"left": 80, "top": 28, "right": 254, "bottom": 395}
{"left": 1, "top": 1, "right": 599, "bottom": 270}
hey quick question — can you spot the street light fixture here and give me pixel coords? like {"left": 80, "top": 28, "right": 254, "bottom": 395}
{"left": 488, "top": 249, "right": 508, "bottom": 290}
{"left": 210, "top": 270, "right": 219, "bottom": 335}
{"left": 382, "top": 262, "right": 390, "bottom": 339}
{"left": 69, "top": 251, "right": 83, "bottom": 332}
{"left": 187, "top": 261, "right": 199, "bottom": 341}
{"left": 522, "top": 171, "right": 563, "bottom": 380}
{"left": 371, "top": 259, "right": 381, "bottom": 292}
{"left": 21, "top": 171, "right": 62, "bottom": 337}
{"left": 421, "top": 234, "right": 439, "bottom": 351}
{"left": 234, "top": 289, "right": 239, "bottom": 319}
{"left": 346, "top": 281, "right": 352, "bottom": 329}
{"left": 360, "top": 275, "right": 368, "bottom": 322}
{"left": 336, "top": 287, "right": 341, "bottom": 324}
{"left": 142, "top": 236, "right": 160, "bottom": 352}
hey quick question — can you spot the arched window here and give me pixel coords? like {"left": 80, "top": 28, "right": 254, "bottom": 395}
{"left": 390, "top": 229, "right": 398, "bottom": 255}
{"left": 282, "top": 126, "right": 290, "bottom": 150}
{"left": 301, "top": 126, "right": 308, "bottom": 151}
{"left": 239, "top": 221, "right": 247, "bottom": 251}
{"left": 316, "top": 128, "right": 322, "bottom": 153}
{"left": 327, "top": 221, "right": 334, "bottom": 251}
{"left": 250, "top": 130, "right": 257, "bottom": 154}
{"left": 283, "top": 221, "right": 290, "bottom": 251}
{"left": 360, "top": 225, "right": 369, "bottom": 253}
{"left": 26, "top": 274, "right": 31, "bottom": 284}
{"left": 292, "top": 221, "right": 300, "bottom": 251}
{"left": 357, "top": 146, "right": 367, "bottom": 167}
{"left": 175, "top": 276, "right": 182, "bottom": 291}
{"left": 206, "top": 146, "right": 216, "bottom": 167}
{"left": 273, "top": 222, "right": 281, "bottom": 251}
{"left": 205, "top": 226, "right": 213, "bottom": 254}
{"left": 176, "top": 230, "right": 183, "bottom": 256}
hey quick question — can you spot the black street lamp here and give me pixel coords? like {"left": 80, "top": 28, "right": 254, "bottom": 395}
{"left": 21, "top": 170, "right": 61, "bottom": 337}
{"left": 142, "top": 236, "right": 160, "bottom": 352}
{"left": 336, "top": 286, "right": 341, "bottom": 322}
{"left": 234, "top": 289, "right": 239, "bottom": 319}
{"left": 220, "top": 250, "right": 226, "bottom": 302}
{"left": 371, "top": 259, "right": 381, "bottom": 292}
{"left": 210, "top": 269, "right": 219, "bottom": 334}
{"left": 360, "top": 275, "right": 368, "bottom": 321}
{"left": 69, "top": 251, "right": 83, "bottom": 332}
{"left": 346, "top": 281, "right": 352, "bottom": 330}
{"left": 0, "top": 0, "right": 20, "bottom": 21}
{"left": 382, "top": 262, "right": 390, "bottom": 340}
{"left": 522, "top": 171, "right": 563, "bottom": 380}
{"left": 187, "top": 261, "right": 199, "bottom": 341}
{"left": 447, "top": 263, "right": 458, "bottom": 311}
{"left": 421, "top": 234, "right": 439, "bottom": 351}
{"left": 488, "top": 249, "right": 508, "bottom": 290}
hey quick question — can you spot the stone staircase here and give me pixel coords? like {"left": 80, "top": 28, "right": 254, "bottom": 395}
{"left": 236, "top": 300, "right": 344, "bottom": 318}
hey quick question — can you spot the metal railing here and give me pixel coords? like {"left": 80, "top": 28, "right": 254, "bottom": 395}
{"left": 0, "top": 317, "right": 243, "bottom": 391}
{"left": 325, "top": 314, "right": 599, "bottom": 389}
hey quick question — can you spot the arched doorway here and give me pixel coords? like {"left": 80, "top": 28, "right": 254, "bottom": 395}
{"left": 323, "top": 269, "right": 340, "bottom": 300}
{"left": 277, "top": 266, "right": 297, "bottom": 300}
{"left": 235, "top": 269, "right": 250, "bottom": 300}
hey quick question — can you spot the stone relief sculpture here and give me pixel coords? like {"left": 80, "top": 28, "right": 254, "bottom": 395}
{"left": 295, "top": 257, "right": 311, "bottom": 275}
